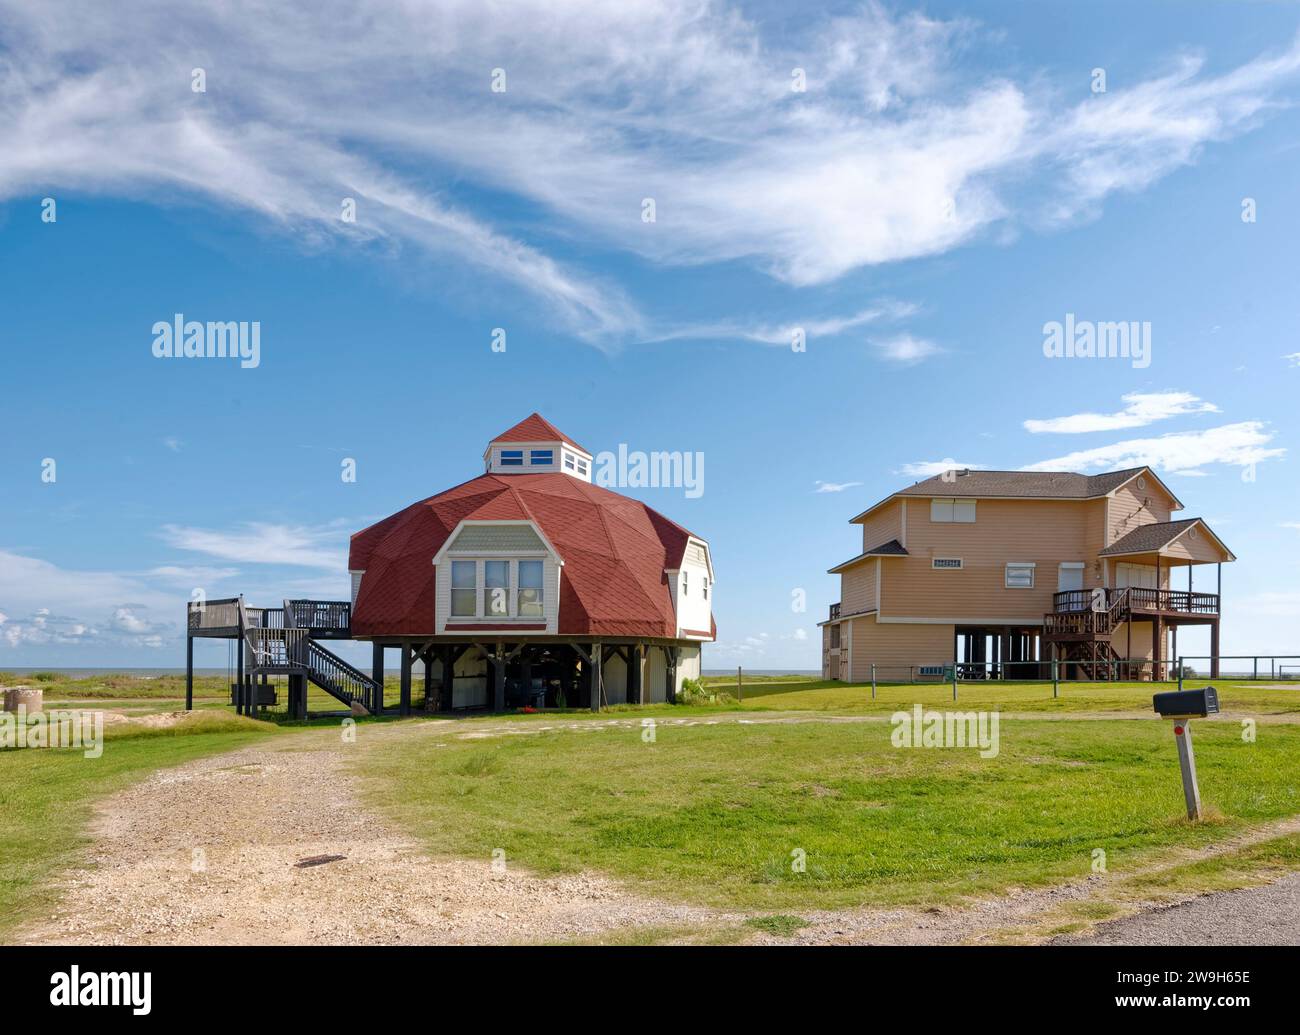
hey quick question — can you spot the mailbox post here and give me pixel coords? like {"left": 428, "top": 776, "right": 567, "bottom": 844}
{"left": 1152, "top": 687, "right": 1220, "bottom": 821}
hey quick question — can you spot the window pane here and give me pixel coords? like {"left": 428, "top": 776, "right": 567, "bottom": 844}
{"left": 500, "top": 450, "right": 524, "bottom": 466}
{"left": 954, "top": 500, "right": 976, "bottom": 522}
{"left": 451, "top": 560, "right": 477, "bottom": 616}
{"left": 564, "top": 454, "right": 575, "bottom": 469}
{"left": 485, "top": 560, "right": 509, "bottom": 616}
{"left": 930, "top": 499, "right": 954, "bottom": 522}
{"left": 517, "top": 560, "right": 543, "bottom": 617}
{"left": 530, "top": 450, "right": 553, "bottom": 465}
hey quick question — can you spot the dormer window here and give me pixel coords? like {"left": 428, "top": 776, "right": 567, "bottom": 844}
{"left": 530, "top": 449, "right": 553, "bottom": 465}
{"left": 499, "top": 449, "right": 524, "bottom": 467}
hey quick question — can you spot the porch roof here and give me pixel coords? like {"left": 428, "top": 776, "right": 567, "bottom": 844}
{"left": 1099, "top": 518, "right": 1236, "bottom": 562}
{"left": 827, "top": 538, "right": 909, "bottom": 574}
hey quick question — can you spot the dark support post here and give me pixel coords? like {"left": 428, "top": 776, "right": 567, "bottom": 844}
{"left": 372, "top": 642, "right": 385, "bottom": 715}
{"left": 289, "top": 673, "right": 307, "bottom": 720}
{"left": 236, "top": 632, "right": 245, "bottom": 716}
{"left": 423, "top": 646, "right": 433, "bottom": 710}
{"left": 1210, "top": 620, "right": 1221, "bottom": 679}
{"left": 400, "top": 642, "right": 412, "bottom": 716}
{"left": 665, "top": 645, "right": 678, "bottom": 704}
{"left": 185, "top": 635, "right": 194, "bottom": 711}
{"left": 628, "top": 643, "right": 643, "bottom": 705}
{"left": 493, "top": 641, "right": 506, "bottom": 711}
{"left": 590, "top": 641, "right": 602, "bottom": 712}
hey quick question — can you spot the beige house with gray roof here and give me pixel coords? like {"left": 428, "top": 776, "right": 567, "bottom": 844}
{"left": 820, "top": 466, "right": 1234, "bottom": 682}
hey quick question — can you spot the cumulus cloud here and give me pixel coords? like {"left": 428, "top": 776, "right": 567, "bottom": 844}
{"left": 1024, "top": 391, "right": 1220, "bottom": 434}
{"left": 1, "top": 2, "right": 1297, "bottom": 346}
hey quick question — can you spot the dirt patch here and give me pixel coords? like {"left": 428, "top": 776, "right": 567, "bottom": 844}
{"left": 16, "top": 728, "right": 722, "bottom": 946}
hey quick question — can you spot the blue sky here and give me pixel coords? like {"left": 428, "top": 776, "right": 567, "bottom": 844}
{"left": 1, "top": 0, "right": 1298, "bottom": 669}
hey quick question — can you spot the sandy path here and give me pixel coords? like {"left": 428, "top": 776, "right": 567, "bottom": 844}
{"left": 18, "top": 727, "right": 720, "bottom": 946}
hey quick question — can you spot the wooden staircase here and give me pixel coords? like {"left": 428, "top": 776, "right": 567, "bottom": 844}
{"left": 1042, "top": 588, "right": 1131, "bottom": 680}
{"left": 241, "top": 599, "right": 381, "bottom": 714}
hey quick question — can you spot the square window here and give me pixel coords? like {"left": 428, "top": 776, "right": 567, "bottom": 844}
{"left": 1005, "top": 564, "right": 1035, "bottom": 589}
{"left": 517, "top": 560, "right": 543, "bottom": 617}
{"left": 451, "top": 560, "right": 477, "bottom": 615}
{"left": 530, "top": 449, "right": 553, "bottom": 465}
{"left": 564, "top": 454, "right": 576, "bottom": 470}
{"left": 499, "top": 449, "right": 524, "bottom": 466}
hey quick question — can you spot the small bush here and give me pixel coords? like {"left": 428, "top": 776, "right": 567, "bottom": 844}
{"left": 676, "top": 678, "right": 737, "bottom": 706}
{"left": 30, "top": 672, "right": 61, "bottom": 683}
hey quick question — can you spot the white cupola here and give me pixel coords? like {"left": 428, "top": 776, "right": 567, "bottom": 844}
{"left": 483, "top": 413, "right": 593, "bottom": 482}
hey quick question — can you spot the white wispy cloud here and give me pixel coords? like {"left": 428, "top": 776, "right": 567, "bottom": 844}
{"left": 649, "top": 302, "right": 917, "bottom": 347}
{"left": 899, "top": 458, "right": 988, "bottom": 478}
{"left": 1021, "top": 421, "right": 1283, "bottom": 475}
{"left": 2, "top": 2, "right": 1297, "bottom": 347}
{"left": 163, "top": 436, "right": 183, "bottom": 452}
{"left": 1024, "top": 391, "right": 1219, "bottom": 434}
{"left": 1285, "top": 353, "right": 1300, "bottom": 367}
{"left": 873, "top": 334, "right": 944, "bottom": 365}
{"left": 159, "top": 521, "right": 348, "bottom": 570}
{"left": 815, "top": 480, "right": 864, "bottom": 493}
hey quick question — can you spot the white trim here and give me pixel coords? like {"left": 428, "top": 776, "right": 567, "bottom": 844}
{"left": 877, "top": 616, "right": 1045, "bottom": 625}
{"left": 844, "top": 618, "right": 853, "bottom": 682}
{"left": 899, "top": 499, "right": 907, "bottom": 549}
{"left": 875, "top": 558, "right": 882, "bottom": 616}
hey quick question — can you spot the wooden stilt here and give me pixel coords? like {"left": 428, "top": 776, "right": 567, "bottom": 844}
{"left": 371, "top": 642, "right": 385, "bottom": 715}
{"left": 185, "top": 635, "right": 194, "bottom": 711}
{"left": 400, "top": 642, "right": 412, "bottom": 716}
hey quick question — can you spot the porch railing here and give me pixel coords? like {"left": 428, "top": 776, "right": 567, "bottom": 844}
{"left": 1052, "top": 588, "right": 1218, "bottom": 616}
{"left": 829, "top": 602, "right": 841, "bottom": 621}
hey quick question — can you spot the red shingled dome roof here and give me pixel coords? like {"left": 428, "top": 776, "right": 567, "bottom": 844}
{"left": 348, "top": 471, "right": 709, "bottom": 639}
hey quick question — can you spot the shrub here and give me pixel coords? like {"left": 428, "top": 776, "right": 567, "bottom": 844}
{"left": 676, "top": 678, "right": 737, "bottom": 706}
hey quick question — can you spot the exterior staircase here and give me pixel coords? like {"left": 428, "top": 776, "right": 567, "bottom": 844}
{"left": 1042, "top": 588, "right": 1131, "bottom": 680}
{"left": 240, "top": 599, "right": 381, "bottom": 714}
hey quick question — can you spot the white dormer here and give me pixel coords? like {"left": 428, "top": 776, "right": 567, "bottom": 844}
{"left": 483, "top": 413, "right": 594, "bottom": 482}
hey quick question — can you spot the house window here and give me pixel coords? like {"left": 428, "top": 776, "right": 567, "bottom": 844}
{"left": 485, "top": 560, "right": 509, "bottom": 616}
{"left": 1005, "top": 563, "right": 1035, "bottom": 589}
{"left": 575, "top": 457, "right": 588, "bottom": 476}
{"left": 682, "top": 571, "right": 688, "bottom": 596}
{"left": 530, "top": 449, "right": 553, "bottom": 465}
{"left": 703, "top": 576, "right": 709, "bottom": 599}
{"left": 933, "top": 558, "right": 963, "bottom": 570}
{"left": 517, "top": 560, "right": 543, "bottom": 617}
{"left": 499, "top": 449, "right": 524, "bottom": 467}
{"left": 930, "top": 499, "right": 976, "bottom": 523}
{"left": 451, "top": 560, "right": 477, "bottom": 615}
{"left": 829, "top": 625, "right": 841, "bottom": 649}
{"left": 563, "top": 453, "right": 576, "bottom": 470}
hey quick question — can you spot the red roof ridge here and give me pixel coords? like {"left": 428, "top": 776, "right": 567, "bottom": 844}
{"left": 489, "top": 413, "right": 589, "bottom": 455}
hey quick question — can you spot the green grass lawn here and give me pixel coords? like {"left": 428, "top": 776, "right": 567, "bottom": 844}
{"left": 702, "top": 675, "right": 1300, "bottom": 716}
{"left": 354, "top": 712, "right": 1300, "bottom": 912}
{"left": 0, "top": 712, "right": 276, "bottom": 942}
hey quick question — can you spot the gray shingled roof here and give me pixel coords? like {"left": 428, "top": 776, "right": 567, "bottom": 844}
{"left": 894, "top": 468, "right": 1144, "bottom": 500}
{"left": 1098, "top": 519, "right": 1206, "bottom": 557}
{"left": 852, "top": 466, "right": 1184, "bottom": 523}
{"left": 827, "top": 539, "right": 909, "bottom": 573}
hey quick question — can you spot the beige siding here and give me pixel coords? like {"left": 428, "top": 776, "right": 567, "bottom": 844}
{"left": 840, "top": 558, "right": 879, "bottom": 616}
{"left": 886, "top": 498, "right": 1098, "bottom": 620}
{"left": 1162, "top": 529, "right": 1229, "bottom": 564}
{"left": 1107, "top": 479, "right": 1175, "bottom": 544}
{"left": 847, "top": 615, "right": 953, "bottom": 681}
{"left": 857, "top": 500, "right": 902, "bottom": 551}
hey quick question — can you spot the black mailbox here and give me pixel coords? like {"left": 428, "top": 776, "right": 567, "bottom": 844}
{"left": 1153, "top": 686, "right": 1219, "bottom": 719}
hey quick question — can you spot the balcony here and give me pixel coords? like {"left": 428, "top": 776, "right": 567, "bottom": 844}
{"left": 1052, "top": 588, "right": 1219, "bottom": 617}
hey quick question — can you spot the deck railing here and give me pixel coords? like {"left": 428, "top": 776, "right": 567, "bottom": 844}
{"left": 829, "top": 602, "right": 841, "bottom": 621}
{"left": 245, "top": 628, "right": 309, "bottom": 668}
{"left": 285, "top": 599, "right": 351, "bottom": 631}
{"left": 1051, "top": 588, "right": 1218, "bottom": 616}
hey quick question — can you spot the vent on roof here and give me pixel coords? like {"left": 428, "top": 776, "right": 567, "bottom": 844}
{"left": 1136, "top": 476, "right": 1146, "bottom": 490}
